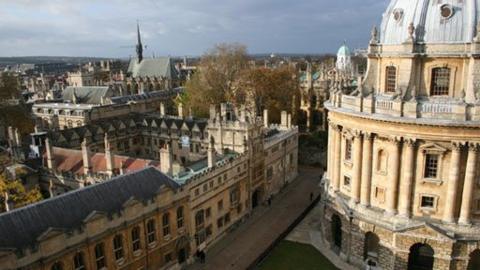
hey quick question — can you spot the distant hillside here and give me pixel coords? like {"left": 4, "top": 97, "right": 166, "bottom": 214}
{"left": 0, "top": 56, "right": 119, "bottom": 66}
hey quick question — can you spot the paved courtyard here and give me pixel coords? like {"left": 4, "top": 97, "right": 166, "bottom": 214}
{"left": 187, "top": 166, "right": 322, "bottom": 270}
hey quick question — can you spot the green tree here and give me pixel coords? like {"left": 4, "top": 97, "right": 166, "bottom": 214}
{"left": 0, "top": 72, "right": 20, "bottom": 100}
{"left": 0, "top": 174, "right": 43, "bottom": 212}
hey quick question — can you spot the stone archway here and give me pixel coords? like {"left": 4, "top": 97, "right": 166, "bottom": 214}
{"left": 467, "top": 249, "right": 480, "bottom": 270}
{"left": 331, "top": 214, "right": 342, "bottom": 251}
{"left": 407, "top": 243, "right": 434, "bottom": 270}
{"left": 363, "top": 232, "right": 380, "bottom": 266}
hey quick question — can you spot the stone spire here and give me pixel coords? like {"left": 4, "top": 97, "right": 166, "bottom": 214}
{"left": 81, "top": 138, "right": 92, "bottom": 175}
{"left": 208, "top": 136, "right": 216, "bottom": 168}
{"left": 104, "top": 133, "right": 115, "bottom": 177}
{"left": 136, "top": 21, "right": 143, "bottom": 63}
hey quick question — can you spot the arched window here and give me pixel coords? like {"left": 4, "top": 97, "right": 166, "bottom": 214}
{"left": 385, "top": 66, "right": 397, "bottom": 93}
{"left": 331, "top": 214, "right": 342, "bottom": 251}
{"left": 468, "top": 249, "right": 480, "bottom": 270}
{"left": 113, "top": 234, "right": 124, "bottom": 260}
{"left": 73, "top": 252, "right": 85, "bottom": 270}
{"left": 430, "top": 67, "right": 450, "bottom": 96}
{"left": 407, "top": 243, "right": 434, "bottom": 270}
{"left": 377, "top": 149, "right": 388, "bottom": 172}
{"left": 147, "top": 219, "right": 157, "bottom": 244}
{"left": 163, "top": 213, "right": 170, "bottom": 236}
{"left": 94, "top": 243, "right": 106, "bottom": 269}
{"left": 131, "top": 226, "right": 141, "bottom": 251}
{"left": 177, "top": 206, "right": 184, "bottom": 228}
{"left": 363, "top": 232, "right": 380, "bottom": 265}
{"left": 51, "top": 262, "right": 63, "bottom": 270}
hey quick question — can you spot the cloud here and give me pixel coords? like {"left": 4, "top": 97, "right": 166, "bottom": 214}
{"left": 0, "top": 0, "right": 389, "bottom": 57}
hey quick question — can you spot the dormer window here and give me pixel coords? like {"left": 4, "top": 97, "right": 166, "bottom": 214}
{"left": 385, "top": 66, "right": 397, "bottom": 93}
{"left": 430, "top": 67, "right": 450, "bottom": 96}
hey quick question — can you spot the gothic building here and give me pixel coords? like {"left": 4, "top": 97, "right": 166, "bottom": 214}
{"left": 320, "top": 1, "right": 480, "bottom": 269}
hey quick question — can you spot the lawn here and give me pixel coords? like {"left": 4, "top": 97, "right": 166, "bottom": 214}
{"left": 258, "top": 240, "right": 338, "bottom": 270}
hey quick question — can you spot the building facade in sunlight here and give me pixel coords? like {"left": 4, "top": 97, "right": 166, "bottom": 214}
{"left": 321, "top": 0, "right": 480, "bottom": 269}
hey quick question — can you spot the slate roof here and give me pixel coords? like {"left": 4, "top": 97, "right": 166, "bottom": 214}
{"left": 63, "top": 86, "right": 113, "bottom": 104}
{"left": 0, "top": 167, "right": 179, "bottom": 251}
{"left": 110, "top": 87, "right": 182, "bottom": 105}
{"left": 127, "top": 57, "right": 179, "bottom": 79}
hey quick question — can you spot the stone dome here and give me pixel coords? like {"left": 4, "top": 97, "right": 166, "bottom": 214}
{"left": 337, "top": 43, "right": 351, "bottom": 56}
{"left": 380, "top": 0, "right": 480, "bottom": 45}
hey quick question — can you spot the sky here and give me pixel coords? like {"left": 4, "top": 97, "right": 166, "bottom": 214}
{"left": 0, "top": 0, "right": 389, "bottom": 57}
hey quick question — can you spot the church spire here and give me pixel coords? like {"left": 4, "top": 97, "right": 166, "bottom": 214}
{"left": 136, "top": 21, "right": 143, "bottom": 63}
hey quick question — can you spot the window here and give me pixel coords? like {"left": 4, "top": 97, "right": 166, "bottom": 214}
{"left": 113, "top": 234, "right": 124, "bottom": 260}
{"left": 376, "top": 150, "right": 388, "bottom": 173}
{"left": 177, "top": 207, "right": 184, "bottom": 229}
{"left": 267, "top": 167, "right": 273, "bottom": 180}
{"left": 217, "top": 217, "right": 224, "bottom": 228}
{"left": 343, "top": 176, "right": 351, "bottom": 187}
{"left": 162, "top": 213, "right": 170, "bottom": 236}
{"left": 218, "top": 200, "right": 223, "bottom": 211}
{"left": 385, "top": 66, "right": 396, "bottom": 93}
{"left": 194, "top": 188, "right": 199, "bottom": 196}
{"left": 224, "top": 213, "right": 231, "bottom": 224}
{"left": 421, "top": 196, "right": 435, "bottom": 209}
{"left": 51, "top": 262, "right": 63, "bottom": 270}
{"left": 424, "top": 154, "right": 439, "bottom": 178}
{"left": 230, "top": 187, "right": 240, "bottom": 205}
{"left": 206, "top": 207, "right": 211, "bottom": 218}
{"left": 206, "top": 225, "right": 213, "bottom": 237}
{"left": 94, "top": 243, "right": 106, "bottom": 269}
{"left": 73, "top": 252, "right": 85, "bottom": 270}
{"left": 430, "top": 67, "right": 450, "bottom": 96}
{"left": 345, "top": 139, "right": 352, "bottom": 161}
{"left": 165, "top": 252, "right": 173, "bottom": 263}
{"left": 195, "top": 210, "right": 204, "bottom": 228}
{"left": 147, "top": 219, "right": 156, "bottom": 244}
{"left": 374, "top": 187, "right": 385, "bottom": 203}
{"left": 131, "top": 226, "right": 141, "bottom": 251}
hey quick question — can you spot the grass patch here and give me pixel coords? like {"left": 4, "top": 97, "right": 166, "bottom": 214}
{"left": 258, "top": 240, "right": 338, "bottom": 270}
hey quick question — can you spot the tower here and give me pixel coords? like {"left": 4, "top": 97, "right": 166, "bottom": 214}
{"left": 136, "top": 21, "right": 143, "bottom": 63}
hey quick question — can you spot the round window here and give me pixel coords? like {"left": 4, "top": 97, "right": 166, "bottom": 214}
{"left": 393, "top": 9, "right": 404, "bottom": 22}
{"left": 440, "top": 4, "right": 453, "bottom": 19}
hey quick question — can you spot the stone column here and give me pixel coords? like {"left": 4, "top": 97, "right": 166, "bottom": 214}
{"left": 443, "top": 142, "right": 463, "bottom": 224}
{"left": 458, "top": 142, "right": 479, "bottom": 225}
{"left": 386, "top": 137, "right": 401, "bottom": 215}
{"left": 360, "top": 133, "right": 373, "bottom": 207}
{"left": 351, "top": 131, "right": 363, "bottom": 204}
{"left": 327, "top": 123, "right": 334, "bottom": 181}
{"left": 398, "top": 138, "right": 416, "bottom": 217}
{"left": 332, "top": 125, "right": 342, "bottom": 192}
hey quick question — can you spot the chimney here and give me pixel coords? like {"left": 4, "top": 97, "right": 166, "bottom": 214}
{"left": 281, "top": 111, "right": 288, "bottom": 128}
{"left": 160, "top": 143, "right": 173, "bottom": 175}
{"left": 209, "top": 105, "right": 216, "bottom": 120}
{"left": 81, "top": 138, "right": 92, "bottom": 175}
{"left": 263, "top": 109, "right": 269, "bottom": 128}
{"left": 104, "top": 133, "right": 115, "bottom": 177}
{"left": 208, "top": 137, "right": 216, "bottom": 168}
{"left": 178, "top": 103, "right": 184, "bottom": 118}
{"left": 159, "top": 102, "right": 166, "bottom": 117}
{"left": 119, "top": 161, "right": 125, "bottom": 175}
{"left": 45, "top": 138, "right": 55, "bottom": 171}
{"left": 287, "top": 113, "right": 292, "bottom": 129}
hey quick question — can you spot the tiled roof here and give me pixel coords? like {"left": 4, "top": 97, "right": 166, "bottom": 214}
{"left": 63, "top": 86, "right": 113, "bottom": 105}
{"left": 127, "top": 57, "right": 179, "bottom": 79}
{"left": 0, "top": 167, "right": 179, "bottom": 250}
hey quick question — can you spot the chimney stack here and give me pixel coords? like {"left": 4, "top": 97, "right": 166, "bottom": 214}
{"left": 287, "top": 113, "right": 292, "bottom": 129}
{"left": 208, "top": 137, "right": 216, "bottom": 168}
{"left": 45, "top": 138, "right": 55, "bottom": 171}
{"left": 160, "top": 143, "right": 173, "bottom": 175}
{"left": 263, "top": 109, "right": 269, "bottom": 128}
{"left": 104, "top": 133, "right": 115, "bottom": 177}
{"left": 81, "top": 138, "right": 92, "bottom": 175}
{"left": 159, "top": 102, "right": 165, "bottom": 117}
{"left": 178, "top": 103, "right": 184, "bottom": 118}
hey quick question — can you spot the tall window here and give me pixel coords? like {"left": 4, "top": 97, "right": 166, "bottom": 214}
{"left": 94, "top": 243, "right": 106, "bottom": 269}
{"left": 131, "top": 226, "right": 141, "bottom": 251}
{"left": 385, "top": 66, "right": 397, "bottom": 93}
{"left": 345, "top": 139, "right": 352, "bottom": 161}
{"left": 195, "top": 210, "right": 205, "bottom": 228}
{"left": 430, "top": 67, "right": 450, "bottom": 96}
{"left": 424, "top": 154, "right": 439, "bottom": 178}
{"left": 113, "top": 234, "right": 124, "bottom": 260}
{"left": 162, "top": 213, "right": 170, "bottom": 236}
{"left": 421, "top": 196, "right": 435, "bottom": 209}
{"left": 147, "top": 219, "right": 156, "bottom": 244}
{"left": 177, "top": 207, "right": 184, "bottom": 229}
{"left": 51, "top": 262, "right": 63, "bottom": 270}
{"left": 344, "top": 176, "right": 351, "bottom": 187}
{"left": 73, "top": 252, "right": 85, "bottom": 270}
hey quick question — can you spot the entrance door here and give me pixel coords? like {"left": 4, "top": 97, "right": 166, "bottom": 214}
{"left": 178, "top": 248, "right": 186, "bottom": 264}
{"left": 252, "top": 189, "right": 260, "bottom": 208}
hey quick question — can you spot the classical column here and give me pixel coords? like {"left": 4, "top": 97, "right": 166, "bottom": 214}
{"left": 398, "top": 138, "right": 416, "bottom": 217}
{"left": 443, "top": 142, "right": 463, "bottom": 224}
{"left": 458, "top": 142, "right": 479, "bottom": 225}
{"left": 351, "top": 131, "right": 363, "bottom": 204}
{"left": 332, "top": 125, "right": 342, "bottom": 192}
{"left": 327, "top": 123, "right": 334, "bottom": 181}
{"left": 360, "top": 133, "right": 373, "bottom": 207}
{"left": 386, "top": 137, "right": 401, "bottom": 215}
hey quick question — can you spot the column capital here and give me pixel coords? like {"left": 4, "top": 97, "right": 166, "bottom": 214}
{"left": 452, "top": 141, "right": 466, "bottom": 151}
{"left": 468, "top": 142, "right": 480, "bottom": 152}
{"left": 404, "top": 137, "right": 417, "bottom": 147}
{"left": 387, "top": 136, "right": 402, "bottom": 145}
{"left": 330, "top": 123, "right": 342, "bottom": 132}
{"left": 363, "top": 132, "right": 374, "bottom": 140}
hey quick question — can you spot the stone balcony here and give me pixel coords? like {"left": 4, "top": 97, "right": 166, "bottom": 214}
{"left": 327, "top": 91, "right": 480, "bottom": 126}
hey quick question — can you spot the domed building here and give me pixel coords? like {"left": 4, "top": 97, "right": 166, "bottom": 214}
{"left": 336, "top": 42, "right": 352, "bottom": 74}
{"left": 321, "top": 0, "right": 480, "bottom": 269}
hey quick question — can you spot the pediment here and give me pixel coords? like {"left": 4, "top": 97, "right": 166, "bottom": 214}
{"left": 129, "top": 119, "right": 136, "bottom": 128}
{"left": 122, "top": 196, "right": 141, "bottom": 208}
{"left": 142, "top": 119, "right": 149, "bottom": 127}
{"left": 151, "top": 120, "right": 158, "bottom": 128}
{"left": 83, "top": 210, "right": 107, "bottom": 223}
{"left": 160, "top": 120, "right": 168, "bottom": 129}
{"left": 119, "top": 121, "right": 126, "bottom": 130}
{"left": 399, "top": 222, "right": 456, "bottom": 241}
{"left": 419, "top": 143, "right": 448, "bottom": 154}
{"left": 36, "top": 227, "right": 64, "bottom": 242}
{"left": 107, "top": 124, "right": 116, "bottom": 133}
